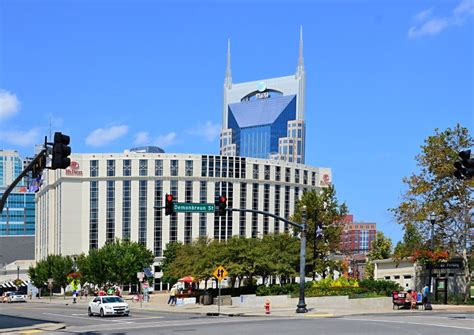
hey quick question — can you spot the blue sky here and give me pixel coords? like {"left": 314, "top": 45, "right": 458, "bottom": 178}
{"left": 0, "top": 0, "right": 473, "bottom": 243}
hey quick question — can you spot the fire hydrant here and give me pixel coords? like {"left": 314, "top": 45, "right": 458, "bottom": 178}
{"left": 264, "top": 299, "right": 271, "bottom": 314}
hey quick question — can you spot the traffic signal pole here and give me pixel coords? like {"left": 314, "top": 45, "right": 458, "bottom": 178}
{"left": 0, "top": 149, "right": 47, "bottom": 214}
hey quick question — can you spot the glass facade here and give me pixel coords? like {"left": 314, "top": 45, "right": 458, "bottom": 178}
{"left": 0, "top": 193, "right": 35, "bottom": 235}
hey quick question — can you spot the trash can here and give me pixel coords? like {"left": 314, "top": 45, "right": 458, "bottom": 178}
{"left": 202, "top": 292, "right": 213, "bottom": 305}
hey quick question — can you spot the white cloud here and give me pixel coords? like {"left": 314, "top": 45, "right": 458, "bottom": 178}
{"left": 0, "top": 128, "right": 40, "bottom": 147}
{"left": 408, "top": 0, "right": 474, "bottom": 39}
{"left": 154, "top": 132, "right": 177, "bottom": 148}
{"left": 86, "top": 125, "right": 128, "bottom": 147}
{"left": 134, "top": 131, "right": 151, "bottom": 146}
{"left": 0, "top": 90, "right": 20, "bottom": 120}
{"left": 189, "top": 121, "right": 221, "bottom": 142}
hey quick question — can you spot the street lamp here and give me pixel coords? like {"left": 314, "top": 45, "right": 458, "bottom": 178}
{"left": 17, "top": 265, "right": 20, "bottom": 280}
{"left": 425, "top": 212, "right": 437, "bottom": 310}
{"left": 296, "top": 205, "right": 308, "bottom": 313}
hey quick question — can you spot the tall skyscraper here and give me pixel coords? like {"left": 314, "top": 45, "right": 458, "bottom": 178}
{"left": 220, "top": 28, "right": 306, "bottom": 163}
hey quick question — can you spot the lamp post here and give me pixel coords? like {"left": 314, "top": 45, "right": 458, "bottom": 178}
{"left": 425, "top": 212, "right": 436, "bottom": 310}
{"left": 17, "top": 265, "right": 20, "bottom": 280}
{"left": 296, "top": 206, "right": 308, "bottom": 313}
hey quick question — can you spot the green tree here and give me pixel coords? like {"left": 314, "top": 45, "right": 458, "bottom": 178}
{"left": 393, "top": 223, "right": 424, "bottom": 261}
{"left": 365, "top": 232, "right": 393, "bottom": 280}
{"left": 28, "top": 255, "right": 74, "bottom": 297}
{"left": 291, "top": 186, "right": 348, "bottom": 279}
{"left": 161, "top": 242, "right": 184, "bottom": 285}
{"left": 77, "top": 239, "right": 154, "bottom": 288}
{"left": 390, "top": 124, "right": 473, "bottom": 301}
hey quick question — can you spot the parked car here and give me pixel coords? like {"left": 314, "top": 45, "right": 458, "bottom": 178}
{"left": 2, "top": 291, "right": 26, "bottom": 303}
{"left": 88, "top": 295, "right": 129, "bottom": 317}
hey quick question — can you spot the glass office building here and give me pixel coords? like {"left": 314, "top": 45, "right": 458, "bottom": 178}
{"left": 0, "top": 150, "right": 35, "bottom": 236}
{"left": 220, "top": 29, "right": 307, "bottom": 163}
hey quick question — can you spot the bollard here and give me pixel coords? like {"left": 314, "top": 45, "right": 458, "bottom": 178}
{"left": 265, "top": 299, "right": 271, "bottom": 314}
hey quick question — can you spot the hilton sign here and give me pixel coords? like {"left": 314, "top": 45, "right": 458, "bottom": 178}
{"left": 66, "top": 161, "right": 83, "bottom": 176}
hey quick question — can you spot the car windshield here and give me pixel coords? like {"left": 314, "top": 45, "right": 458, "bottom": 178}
{"left": 102, "top": 297, "right": 124, "bottom": 303}
{"left": 12, "top": 292, "right": 23, "bottom": 295}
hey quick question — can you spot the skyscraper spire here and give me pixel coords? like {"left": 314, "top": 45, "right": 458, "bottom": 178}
{"left": 224, "top": 38, "right": 232, "bottom": 88}
{"left": 296, "top": 26, "right": 305, "bottom": 77}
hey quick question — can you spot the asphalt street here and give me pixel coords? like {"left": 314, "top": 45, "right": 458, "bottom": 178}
{"left": 1, "top": 302, "right": 473, "bottom": 334}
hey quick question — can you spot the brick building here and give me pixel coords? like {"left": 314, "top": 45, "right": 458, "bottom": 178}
{"left": 339, "top": 215, "right": 376, "bottom": 255}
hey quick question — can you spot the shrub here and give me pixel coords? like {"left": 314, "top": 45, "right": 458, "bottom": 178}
{"left": 359, "top": 279, "right": 402, "bottom": 296}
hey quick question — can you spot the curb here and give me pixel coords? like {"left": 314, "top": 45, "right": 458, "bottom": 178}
{"left": 0, "top": 323, "right": 66, "bottom": 334}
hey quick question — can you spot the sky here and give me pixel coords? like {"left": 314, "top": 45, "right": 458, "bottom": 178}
{"left": 0, "top": 0, "right": 473, "bottom": 244}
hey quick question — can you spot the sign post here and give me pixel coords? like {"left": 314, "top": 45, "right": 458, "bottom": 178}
{"left": 213, "top": 265, "right": 228, "bottom": 315}
{"left": 173, "top": 203, "right": 215, "bottom": 213}
{"left": 137, "top": 272, "right": 144, "bottom": 308}
{"left": 48, "top": 278, "right": 53, "bottom": 302}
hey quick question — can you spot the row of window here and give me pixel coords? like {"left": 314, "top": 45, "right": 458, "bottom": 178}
{"left": 88, "top": 157, "right": 319, "bottom": 186}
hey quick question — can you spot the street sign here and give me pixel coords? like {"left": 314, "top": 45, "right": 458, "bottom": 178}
{"left": 174, "top": 202, "right": 215, "bottom": 213}
{"left": 137, "top": 272, "right": 144, "bottom": 281}
{"left": 213, "top": 265, "right": 228, "bottom": 282}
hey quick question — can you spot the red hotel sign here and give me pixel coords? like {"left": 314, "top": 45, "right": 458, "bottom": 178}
{"left": 66, "top": 161, "right": 83, "bottom": 176}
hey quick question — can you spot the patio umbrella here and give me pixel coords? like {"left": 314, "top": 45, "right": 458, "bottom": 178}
{"left": 178, "top": 276, "right": 194, "bottom": 283}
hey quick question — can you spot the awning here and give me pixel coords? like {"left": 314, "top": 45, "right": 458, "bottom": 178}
{"left": 1, "top": 280, "right": 30, "bottom": 289}
{"left": 178, "top": 276, "right": 194, "bottom": 283}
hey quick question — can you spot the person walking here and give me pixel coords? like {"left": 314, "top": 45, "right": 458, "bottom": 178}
{"left": 168, "top": 285, "right": 177, "bottom": 305}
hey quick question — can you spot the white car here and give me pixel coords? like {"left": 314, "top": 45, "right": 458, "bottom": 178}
{"left": 3, "top": 291, "right": 27, "bottom": 303}
{"left": 88, "top": 295, "right": 129, "bottom": 317}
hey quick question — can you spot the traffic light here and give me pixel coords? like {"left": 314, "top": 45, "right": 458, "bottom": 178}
{"left": 31, "top": 154, "right": 46, "bottom": 179}
{"left": 51, "top": 132, "right": 71, "bottom": 170}
{"left": 218, "top": 195, "right": 227, "bottom": 216}
{"left": 315, "top": 221, "right": 323, "bottom": 240}
{"left": 454, "top": 150, "right": 474, "bottom": 180}
{"left": 165, "top": 194, "right": 174, "bottom": 216}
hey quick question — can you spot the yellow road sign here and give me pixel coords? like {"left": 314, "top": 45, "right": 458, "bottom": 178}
{"left": 213, "top": 265, "right": 228, "bottom": 282}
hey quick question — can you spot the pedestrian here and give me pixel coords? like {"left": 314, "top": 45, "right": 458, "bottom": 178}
{"left": 168, "top": 285, "right": 177, "bottom": 305}
{"left": 422, "top": 284, "right": 429, "bottom": 304}
{"left": 72, "top": 290, "right": 77, "bottom": 304}
{"left": 83, "top": 287, "right": 89, "bottom": 300}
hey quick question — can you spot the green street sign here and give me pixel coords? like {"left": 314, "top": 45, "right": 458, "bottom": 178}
{"left": 173, "top": 202, "right": 215, "bottom": 213}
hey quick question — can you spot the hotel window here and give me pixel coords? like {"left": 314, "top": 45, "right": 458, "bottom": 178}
{"left": 107, "top": 160, "right": 115, "bottom": 177}
{"left": 185, "top": 160, "right": 193, "bottom": 177}
{"left": 123, "top": 159, "right": 131, "bottom": 176}
{"left": 264, "top": 165, "right": 270, "bottom": 181}
{"left": 274, "top": 185, "right": 280, "bottom": 233}
{"left": 284, "top": 186, "right": 290, "bottom": 231}
{"left": 234, "top": 158, "right": 240, "bottom": 179}
{"left": 170, "top": 160, "right": 179, "bottom": 176}
{"left": 275, "top": 166, "right": 281, "bottom": 182}
{"left": 139, "top": 160, "right": 148, "bottom": 176}
{"left": 89, "top": 181, "right": 98, "bottom": 249}
{"left": 241, "top": 158, "right": 246, "bottom": 179}
{"left": 138, "top": 180, "right": 147, "bottom": 245}
{"left": 285, "top": 168, "right": 291, "bottom": 183}
{"left": 90, "top": 160, "right": 98, "bottom": 177}
{"left": 253, "top": 164, "right": 259, "bottom": 179}
{"left": 239, "top": 183, "right": 247, "bottom": 237}
{"left": 303, "top": 170, "right": 308, "bottom": 185}
{"left": 226, "top": 182, "right": 233, "bottom": 239}
{"left": 228, "top": 157, "right": 234, "bottom": 178}
{"left": 199, "top": 181, "right": 207, "bottom": 237}
{"left": 295, "top": 169, "right": 300, "bottom": 184}
{"left": 106, "top": 181, "right": 115, "bottom": 242}
{"left": 252, "top": 183, "right": 259, "bottom": 238}
{"left": 122, "top": 180, "right": 131, "bottom": 240}
{"left": 201, "top": 156, "right": 207, "bottom": 177}
{"left": 215, "top": 157, "right": 221, "bottom": 178}
{"left": 155, "top": 160, "right": 163, "bottom": 176}
{"left": 311, "top": 172, "right": 316, "bottom": 186}
{"left": 263, "top": 184, "right": 270, "bottom": 234}
{"left": 154, "top": 180, "right": 163, "bottom": 256}
{"left": 222, "top": 157, "right": 227, "bottom": 178}
{"left": 169, "top": 180, "right": 178, "bottom": 242}
{"left": 208, "top": 156, "right": 214, "bottom": 177}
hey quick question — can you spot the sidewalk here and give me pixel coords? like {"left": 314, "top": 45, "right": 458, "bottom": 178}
{"left": 28, "top": 293, "right": 474, "bottom": 317}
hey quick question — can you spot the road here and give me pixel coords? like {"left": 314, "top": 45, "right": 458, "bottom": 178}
{"left": 1, "top": 302, "right": 473, "bottom": 334}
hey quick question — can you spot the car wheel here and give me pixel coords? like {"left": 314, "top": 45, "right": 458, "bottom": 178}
{"left": 88, "top": 307, "right": 93, "bottom": 317}
{"left": 124, "top": 313, "right": 129, "bottom": 317}
{"left": 100, "top": 308, "right": 104, "bottom": 318}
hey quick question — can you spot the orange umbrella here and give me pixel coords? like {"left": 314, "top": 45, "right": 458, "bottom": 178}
{"left": 178, "top": 276, "right": 194, "bottom": 283}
